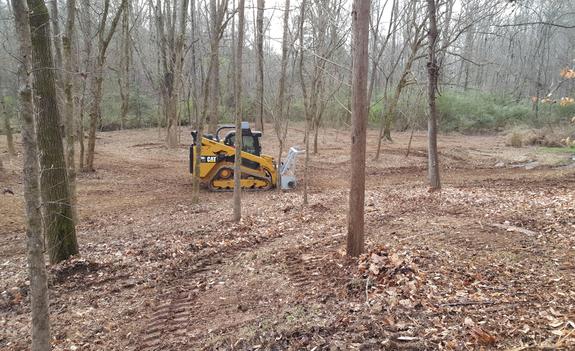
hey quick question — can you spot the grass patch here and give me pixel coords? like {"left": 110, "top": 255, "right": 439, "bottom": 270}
{"left": 537, "top": 146, "right": 575, "bottom": 154}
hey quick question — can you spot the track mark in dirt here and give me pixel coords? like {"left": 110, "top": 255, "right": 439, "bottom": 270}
{"left": 283, "top": 245, "right": 351, "bottom": 305}
{"left": 140, "top": 293, "right": 196, "bottom": 350}
{"left": 137, "top": 217, "right": 290, "bottom": 349}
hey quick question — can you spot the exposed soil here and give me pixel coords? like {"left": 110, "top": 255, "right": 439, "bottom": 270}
{"left": 1, "top": 125, "right": 574, "bottom": 350}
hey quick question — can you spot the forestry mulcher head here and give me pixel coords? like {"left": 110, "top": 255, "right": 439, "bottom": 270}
{"left": 189, "top": 122, "right": 302, "bottom": 191}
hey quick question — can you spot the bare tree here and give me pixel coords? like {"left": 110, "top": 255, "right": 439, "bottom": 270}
{"left": 118, "top": 0, "right": 132, "bottom": 130}
{"left": 191, "top": 63, "right": 213, "bottom": 204}
{"left": 27, "top": 0, "right": 79, "bottom": 263}
{"left": 154, "top": 0, "right": 189, "bottom": 148}
{"left": 426, "top": 0, "right": 440, "bottom": 190}
{"left": 375, "top": 0, "right": 426, "bottom": 157}
{"left": 302, "top": 0, "right": 347, "bottom": 155}
{"left": 347, "top": 0, "right": 369, "bottom": 257}
{"left": 233, "top": 0, "right": 246, "bottom": 222}
{"left": 85, "top": 0, "right": 127, "bottom": 171}
{"left": 13, "top": 1, "right": 50, "bottom": 349}
{"left": 207, "top": 0, "right": 229, "bottom": 133}
{"left": 298, "top": 0, "right": 309, "bottom": 205}
{"left": 47, "top": 0, "right": 64, "bottom": 89}
{"left": 62, "top": 0, "right": 78, "bottom": 221}
{"left": 273, "top": 0, "right": 292, "bottom": 190}
{"left": 0, "top": 85, "right": 16, "bottom": 157}
{"left": 254, "top": 0, "right": 264, "bottom": 131}
{"left": 78, "top": 0, "right": 93, "bottom": 170}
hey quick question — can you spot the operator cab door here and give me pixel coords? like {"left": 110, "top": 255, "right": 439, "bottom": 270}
{"left": 223, "top": 130, "right": 262, "bottom": 169}
{"left": 223, "top": 131, "right": 262, "bottom": 156}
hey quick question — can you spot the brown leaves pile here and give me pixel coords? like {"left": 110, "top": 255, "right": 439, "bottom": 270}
{"left": 358, "top": 245, "right": 418, "bottom": 287}
{"left": 560, "top": 68, "right": 575, "bottom": 79}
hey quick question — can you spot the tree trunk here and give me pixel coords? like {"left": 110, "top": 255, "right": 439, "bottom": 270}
{"left": 119, "top": 1, "right": 131, "bottom": 130}
{"left": 208, "top": 0, "right": 220, "bottom": 134}
{"left": 189, "top": 0, "right": 199, "bottom": 129}
{"left": 27, "top": 0, "right": 79, "bottom": 264}
{"left": 85, "top": 0, "right": 127, "bottom": 171}
{"left": 255, "top": 0, "right": 264, "bottom": 131}
{"left": 233, "top": 0, "right": 246, "bottom": 222}
{"left": 78, "top": 0, "right": 92, "bottom": 171}
{"left": 192, "top": 60, "right": 214, "bottom": 204}
{"left": 47, "top": 0, "right": 64, "bottom": 110}
{"left": 1, "top": 91, "right": 16, "bottom": 157}
{"left": 47, "top": 0, "right": 63, "bottom": 74}
{"left": 274, "top": 0, "right": 290, "bottom": 191}
{"left": 426, "top": 0, "right": 441, "bottom": 190}
{"left": 63, "top": 0, "right": 78, "bottom": 222}
{"left": 13, "top": 0, "right": 50, "bottom": 348}
{"left": 86, "top": 61, "right": 103, "bottom": 171}
{"left": 347, "top": 0, "right": 369, "bottom": 258}
{"left": 298, "top": 0, "right": 309, "bottom": 206}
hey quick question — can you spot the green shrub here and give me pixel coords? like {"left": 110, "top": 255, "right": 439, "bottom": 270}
{"left": 437, "top": 91, "right": 534, "bottom": 133}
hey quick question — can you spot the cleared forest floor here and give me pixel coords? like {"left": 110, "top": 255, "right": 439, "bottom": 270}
{"left": 1, "top": 125, "right": 574, "bottom": 350}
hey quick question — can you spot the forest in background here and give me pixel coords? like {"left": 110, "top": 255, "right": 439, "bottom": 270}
{"left": 1, "top": 0, "right": 575, "bottom": 349}
{"left": 0, "top": 0, "right": 574, "bottom": 143}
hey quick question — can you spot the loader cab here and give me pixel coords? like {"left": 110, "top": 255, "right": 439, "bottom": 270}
{"left": 219, "top": 123, "right": 262, "bottom": 156}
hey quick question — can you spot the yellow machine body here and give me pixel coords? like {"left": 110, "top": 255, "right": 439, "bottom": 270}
{"left": 189, "top": 123, "right": 278, "bottom": 191}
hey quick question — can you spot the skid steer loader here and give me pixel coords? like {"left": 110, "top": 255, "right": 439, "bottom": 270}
{"left": 189, "top": 122, "right": 302, "bottom": 191}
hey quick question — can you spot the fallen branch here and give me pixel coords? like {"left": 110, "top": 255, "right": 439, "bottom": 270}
{"left": 437, "top": 300, "right": 531, "bottom": 308}
{"left": 488, "top": 223, "right": 538, "bottom": 236}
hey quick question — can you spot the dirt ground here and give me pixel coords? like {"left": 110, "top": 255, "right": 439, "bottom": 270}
{"left": 1, "top": 125, "right": 574, "bottom": 350}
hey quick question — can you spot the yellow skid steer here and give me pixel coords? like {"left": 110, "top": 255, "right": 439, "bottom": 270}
{"left": 189, "top": 122, "right": 302, "bottom": 191}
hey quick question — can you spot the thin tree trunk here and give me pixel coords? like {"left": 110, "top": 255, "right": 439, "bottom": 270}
{"left": 119, "top": 1, "right": 131, "bottom": 130}
{"left": 48, "top": 0, "right": 63, "bottom": 73}
{"left": 189, "top": 0, "right": 198, "bottom": 129}
{"left": 406, "top": 128, "right": 414, "bottom": 157}
{"left": 63, "top": 0, "right": 78, "bottom": 222}
{"left": 313, "top": 119, "right": 319, "bottom": 154}
{"left": 0, "top": 90, "right": 16, "bottom": 157}
{"left": 255, "top": 0, "right": 264, "bottom": 131}
{"left": 191, "top": 60, "right": 214, "bottom": 204}
{"left": 298, "top": 0, "right": 309, "bottom": 206}
{"left": 78, "top": 0, "right": 91, "bottom": 171}
{"left": 347, "top": 0, "right": 369, "bottom": 258}
{"left": 86, "top": 60, "right": 103, "bottom": 171}
{"left": 13, "top": 0, "right": 50, "bottom": 348}
{"left": 47, "top": 0, "right": 64, "bottom": 106}
{"left": 85, "top": 0, "right": 127, "bottom": 171}
{"left": 233, "top": 0, "right": 246, "bottom": 222}
{"left": 208, "top": 0, "right": 220, "bottom": 134}
{"left": 274, "top": 0, "right": 290, "bottom": 191}
{"left": 426, "top": 0, "right": 441, "bottom": 190}
{"left": 27, "top": 0, "right": 79, "bottom": 264}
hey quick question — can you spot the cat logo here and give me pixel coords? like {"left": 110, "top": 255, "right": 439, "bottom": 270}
{"left": 201, "top": 156, "right": 217, "bottom": 163}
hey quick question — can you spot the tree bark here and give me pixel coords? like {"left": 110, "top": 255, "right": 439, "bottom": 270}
{"left": 233, "top": 0, "right": 246, "bottom": 222}
{"left": 254, "top": 0, "right": 265, "bottom": 131}
{"left": 85, "top": 0, "right": 127, "bottom": 171}
{"left": 0, "top": 89, "right": 16, "bottom": 157}
{"left": 13, "top": 0, "right": 51, "bottom": 348}
{"left": 119, "top": 0, "right": 131, "bottom": 130}
{"left": 298, "top": 0, "right": 309, "bottom": 206}
{"left": 273, "top": 0, "right": 290, "bottom": 191}
{"left": 63, "top": 0, "right": 78, "bottom": 222}
{"left": 156, "top": 0, "right": 189, "bottom": 148}
{"left": 47, "top": 0, "right": 63, "bottom": 74}
{"left": 207, "top": 1, "right": 221, "bottom": 134}
{"left": 426, "top": 0, "right": 441, "bottom": 190}
{"left": 347, "top": 0, "right": 369, "bottom": 257}
{"left": 78, "top": 0, "right": 92, "bottom": 171}
{"left": 27, "top": 0, "right": 79, "bottom": 264}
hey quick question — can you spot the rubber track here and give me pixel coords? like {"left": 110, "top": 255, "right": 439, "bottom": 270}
{"left": 207, "top": 163, "right": 272, "bottom": 192}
